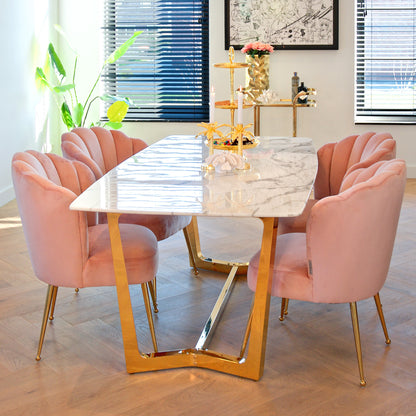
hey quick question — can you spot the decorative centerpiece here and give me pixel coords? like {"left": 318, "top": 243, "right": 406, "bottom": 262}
{"left": 213, "top": 47, "right": 251, "bottom": 126}
{"left": 196, "top": 118, "right": 256, "bottom": 171}
{"left": 242, "top": 42, "right": 274, "bottom": 103}
{"left": 196, "top": 47, "right": 258, "bottom": 172}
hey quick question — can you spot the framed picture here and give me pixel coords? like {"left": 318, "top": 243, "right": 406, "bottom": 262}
{"left": 225, "top": 0, "right": 339, "bottom": 50}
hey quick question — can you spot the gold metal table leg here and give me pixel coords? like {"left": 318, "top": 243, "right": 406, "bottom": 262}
{"left": 185, "top": 216, "right": 248, "bottom": 275}
{"left": 107, "top": 212, "right": 276, "bottom": 380}
{"left": 292, "top": 104, "right": 298, "bottom": 137}
{"left": 195, "top": 265, "right": 239, "bottom": 350}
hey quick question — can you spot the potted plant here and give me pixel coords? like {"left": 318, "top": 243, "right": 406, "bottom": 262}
{"left": 36, "top": 27, "right": 141, "bottom": 131}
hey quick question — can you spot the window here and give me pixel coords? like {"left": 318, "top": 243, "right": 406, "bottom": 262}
{"left": 355, "top": 0, "right": 416, "bottom": 123}
{"left": 102, "top": 0, "right": 209, "bottom": 122}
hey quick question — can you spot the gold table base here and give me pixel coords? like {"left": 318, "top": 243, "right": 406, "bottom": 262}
{"left": 184, "top": 216, "right": 248, "bottom": 275}
{"left": 107, "top": 213, "right": 277, "bottom": 380}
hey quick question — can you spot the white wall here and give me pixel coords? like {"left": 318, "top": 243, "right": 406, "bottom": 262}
{"left": 1, "top": 0, "right": 415, "bottom": 206}
{"left": 0, "top": 0, "right": 52, "bottom": 206}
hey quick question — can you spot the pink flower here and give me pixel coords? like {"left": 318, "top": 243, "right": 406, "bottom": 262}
{"left": 242, "top": 42, "right": 274, "bottom": 56}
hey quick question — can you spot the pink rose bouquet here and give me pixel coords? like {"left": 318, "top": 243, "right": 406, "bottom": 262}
{"left": 241, "top": 42, "right": 274, "bottom": 57}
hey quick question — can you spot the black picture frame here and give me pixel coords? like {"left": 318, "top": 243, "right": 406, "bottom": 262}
{"left": 225, "top": 0, "right": 339, "bottom": 50}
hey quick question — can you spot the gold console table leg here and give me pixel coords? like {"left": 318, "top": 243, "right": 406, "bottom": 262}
{"left": 254, "top": 105, "right": 260, "bottom": 136}
{"left": 107, "top": 212, "right": 276, "bottom": 380}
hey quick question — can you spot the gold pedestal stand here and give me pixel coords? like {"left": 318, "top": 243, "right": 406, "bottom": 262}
{"left": 214, "top": 47, "right": 250, "bottom": 126}
{"left": 196, "top": 47, "right": 257, "bottom": 171}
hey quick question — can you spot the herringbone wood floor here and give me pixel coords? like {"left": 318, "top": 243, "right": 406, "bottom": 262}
{"left": 0, "top": 180, "right": 415, "bottom": 415}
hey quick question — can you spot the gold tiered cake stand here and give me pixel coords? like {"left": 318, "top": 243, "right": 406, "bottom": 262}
{"left": 213, "top": 47, "right": 252, "bottom": 126}
{"left": 197, "top": 47, "right": 257, "bottom": 170}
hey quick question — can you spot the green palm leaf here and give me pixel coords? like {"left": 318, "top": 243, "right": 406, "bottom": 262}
{"left": 48, "top": 43, "right": 66, "bottom": 79}
{"left": 105, "top": 31, "right": 142, "bottom": 65}
{"left": 73, "top": 103, "right": 84, "bottom": 126}
{"left": 53, "top": 84, "right": 75, "bottom": 93}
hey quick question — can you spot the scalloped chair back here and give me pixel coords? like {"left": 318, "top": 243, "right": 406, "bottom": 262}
{"left": 278, "top": 132, "right": 396, "bottom": 235}
{"left": 12, "top": 150, "right": 159, "bottom": 360}
{"left": 247, "top": 159, "right": 407, "bottom": 385}
{"left": 314, "top": 131, "right": 396, "bottom": 199}
{"left": 61, "top": 127, "right": 194, "bottom": 266}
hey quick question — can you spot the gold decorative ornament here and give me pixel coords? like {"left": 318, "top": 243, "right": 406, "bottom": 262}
{"left": 213, "top": 47, "right": 251, "bottom": 126}
{"left": 245, "top": 54, "right": 270, "bottom": 103}
{"left": 197, "top": 47, "right": 259, "bottom": 171}
{"left": 196, "top": 122, "right": 227, "bottom": 170}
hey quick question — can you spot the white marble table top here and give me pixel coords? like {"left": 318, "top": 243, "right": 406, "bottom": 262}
{"left": 70, "top": 135, "right": 317, "bottom": 218}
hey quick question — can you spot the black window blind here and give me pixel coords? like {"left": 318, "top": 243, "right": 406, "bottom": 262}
{"left": 102, "top": 0, "right": 209, "bottom": 122}
{"left": 355, "top": 0, "right": 416, "bottom": 123}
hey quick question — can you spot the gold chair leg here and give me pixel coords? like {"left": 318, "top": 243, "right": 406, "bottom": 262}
{"left": 350, "top": 302, "right": 366, "bottom": 386}
{"left": 147, "top": 278, "right": 158, "bottom": 313}
{"left": 239, "top": 298, "right": 254, "bottom": 359}
{"left": 374, "top": 293, "right": 391, "bottom": 345}
{"left": 280, "top": 298, "right": 289, "bottom": 321}
{"left": 141, "top": 283, "right": 158, "bottom": 352}
{"left": 182, "top": 227, "right": 199, "bottom": 275}
{"left": 36, "top": 285, "right": 56, "bottom": 361}
{"left": 48, "top": 286, "right": 58, "bottom": 320}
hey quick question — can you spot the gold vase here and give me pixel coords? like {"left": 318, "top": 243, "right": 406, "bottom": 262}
{"left": 245, "top": 54, "right": 270, "bottom": 103}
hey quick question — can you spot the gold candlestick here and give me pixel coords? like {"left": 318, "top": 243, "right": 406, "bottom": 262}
{"left": 237, "top": 124, "right": 243, "bottom": 156}
{"left": 227, "top": 123, "right": 255, "bottom": 170}
{"left": 196, "top": 122, "right": 226, "bottom": 171}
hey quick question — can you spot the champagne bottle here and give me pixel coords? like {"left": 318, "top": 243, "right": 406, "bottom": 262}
{"left": 291, "top": 72, "right": 299, "bottom": 100}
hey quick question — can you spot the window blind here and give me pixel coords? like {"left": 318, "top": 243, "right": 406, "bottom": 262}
{"left": 102, "top": 0, "right": 209, "bottom": 122}
{"left": 355, "top": 0, "right": 416, "bottom": 123}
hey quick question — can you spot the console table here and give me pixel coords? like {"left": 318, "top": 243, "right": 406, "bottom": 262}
{"left": 253, "top": 90, "right": 317, "bottom": 137}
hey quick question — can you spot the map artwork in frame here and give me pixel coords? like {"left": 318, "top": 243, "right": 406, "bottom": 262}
{"left": 225, "top": 0, "right": 339, "bottom": 50}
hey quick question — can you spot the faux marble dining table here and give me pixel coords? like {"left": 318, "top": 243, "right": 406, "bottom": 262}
{"left": 70, "top": 134, "right": 317, "bottom": 380}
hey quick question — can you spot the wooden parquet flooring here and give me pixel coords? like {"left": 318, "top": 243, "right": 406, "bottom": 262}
{"left": 0, "top": 181, "right": 415, "bottom": 415}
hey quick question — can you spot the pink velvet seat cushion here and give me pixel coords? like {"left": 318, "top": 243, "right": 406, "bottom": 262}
{"left": 276, "top": 199, "right": 317, "bottom": 236}
{"left": 115, "top": 212, "right": 191, "bottom": 242}
{"left": 84, "top": 224, "right": 158, "bottom": 288}
{"left": 247, "top": 233, "right": 312, "bottom": 301}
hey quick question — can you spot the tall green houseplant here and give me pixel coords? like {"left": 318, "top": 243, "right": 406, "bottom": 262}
{"left": 36, "top": 28, "right": 141, "bottom": 134}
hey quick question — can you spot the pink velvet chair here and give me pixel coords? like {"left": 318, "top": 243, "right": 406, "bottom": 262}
{"left": 12, "top": 150, "right": 159, "bottom": 360}
{"left": 61, "top": 127, "right": 195, "bottom": 270}
{"left": 278, "top": 132, "right": 396, "bottom": 235}
{"left": 247, "top": 159, "right": 407, "bottom": 386}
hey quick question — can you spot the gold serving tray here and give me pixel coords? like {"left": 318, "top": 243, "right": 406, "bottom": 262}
{"left": 214, "top": 62, "right": 248, "bottom": 69}
{"left": 209, "top": 138, "right": 260, "bottom": 151}
{"left": 215, "top": 100, "right": 253, "bottom": 110}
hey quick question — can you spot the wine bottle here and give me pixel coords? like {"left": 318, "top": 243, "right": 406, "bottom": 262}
{"left": 291, "top": 72, "right": 299, "bottom": 100}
